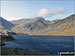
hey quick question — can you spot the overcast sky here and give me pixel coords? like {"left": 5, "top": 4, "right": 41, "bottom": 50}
{"left": 1, "top": 0, "right": 74, "bottom": 21}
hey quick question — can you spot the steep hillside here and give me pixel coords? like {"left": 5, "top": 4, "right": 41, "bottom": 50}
{"left": 1, "top": 14, "right": 74, "bottom": 36}
{"left": 35, "top": 14, "right": 75, "bottom": 36}
{"left": 0, "top": 17, "right": 15, "bottom": 30}
{"left": 11, "top": 19, "right": 30, "bottom": 25}
{"left": 11, "top": 17, "right": 52, "bottom": 34}
{"left": 11, "top": 17, "right": 52, "bottom": 25}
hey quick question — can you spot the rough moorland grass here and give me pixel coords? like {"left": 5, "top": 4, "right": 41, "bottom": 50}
{"left": 1, "top": 47, "right": 49, "bottom": 55}
{"left": 35, "top": 27, "right": 75, "bottom": 36}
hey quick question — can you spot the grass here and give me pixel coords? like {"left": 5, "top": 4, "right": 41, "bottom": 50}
{"left": 35, "top": 28, "right": 75, "bottom": 36}
{"left": 1, "top": 47, "right": 48, "bottom": 55}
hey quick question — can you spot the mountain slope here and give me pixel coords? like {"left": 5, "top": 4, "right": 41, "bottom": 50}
{"left": 1, "top": 14, "right": 74, "bottom": 36}
{"left": 11, "top": 19, "right": 30, "bottom": 25}
{"left": 11, "top": 17, "right": 51, "bottom": 34}
{"left": 0, "top": 17, "right": 15, "bottom": 30}
{"left": 35, "top": 14, "right": 75, "bottom": 36}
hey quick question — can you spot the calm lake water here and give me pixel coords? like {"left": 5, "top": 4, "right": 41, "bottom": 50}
{"left": 3, "top": 35, "right": 74, "bottom": 54}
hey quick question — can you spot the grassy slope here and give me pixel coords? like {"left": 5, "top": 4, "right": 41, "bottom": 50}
{"left": 35, "top": 15, "right": 75, "bottom": 36}
{"left": 35, "top": 27, "right": 75, "bottom": 36}
{"left": 35, "top": 25, "right": 75, "bottom": 36}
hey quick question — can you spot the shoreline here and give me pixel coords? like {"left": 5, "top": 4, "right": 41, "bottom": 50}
{"left": 13, "top": 34, "right": 75, "bottom": 37}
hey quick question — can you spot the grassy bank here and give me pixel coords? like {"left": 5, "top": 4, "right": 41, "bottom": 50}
{"left": 1, "top": 35, "right": 15, "bottom": 42}
{"left": 0, "top": 35, "right": 15, "bottom": 46}
{"left": 1, "top": 47, "right": 48, "bottom": 55}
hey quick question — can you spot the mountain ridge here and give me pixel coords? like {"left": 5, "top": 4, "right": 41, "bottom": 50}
{"left": 0, "top": 17, "right": 15, "bottom": 30}
{"left": 11, "top": 17, "right": 52, "bottom": 34}
{"left": 0, "top": 14, "right": 75, "bottom": 36}
{"left": 35, "top": 14, "right": 75, "bottom": 36}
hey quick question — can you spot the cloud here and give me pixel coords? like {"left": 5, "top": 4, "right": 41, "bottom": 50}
{"left": 38, "top": 9, "right": 48, "bottom": 16}
{"left": 37, "top": 8, "right": 66, "bottom": 17}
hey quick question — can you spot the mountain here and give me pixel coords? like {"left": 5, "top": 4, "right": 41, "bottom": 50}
{"left": 0, "top": 14, "right": 74, "bottom": 36}
{"left": 11, "top": 17, "right": 52, "bottom": 25}
{"left": 11, "top": 19, "right": 30, "bottom": 25}
{"left": 11, "top": 17, "right": 52, "bottom": 34}
{"left": 0, "top": 17, "right": 15, "bottom": 30}
{"left": 35, "top": 14, "right": 75, "bottom": 36}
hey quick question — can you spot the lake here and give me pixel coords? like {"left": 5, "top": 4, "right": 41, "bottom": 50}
{"left": 3, "top": 35, "right": 74, "bottom": 54}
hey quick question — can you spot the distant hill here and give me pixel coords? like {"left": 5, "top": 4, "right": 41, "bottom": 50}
{"left": 0, "top": 17, "right": 15, "bottom": 30}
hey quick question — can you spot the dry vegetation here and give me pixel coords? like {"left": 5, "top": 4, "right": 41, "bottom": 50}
{"left": 35, "top": 28, "right": 75, "bottom": 36}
